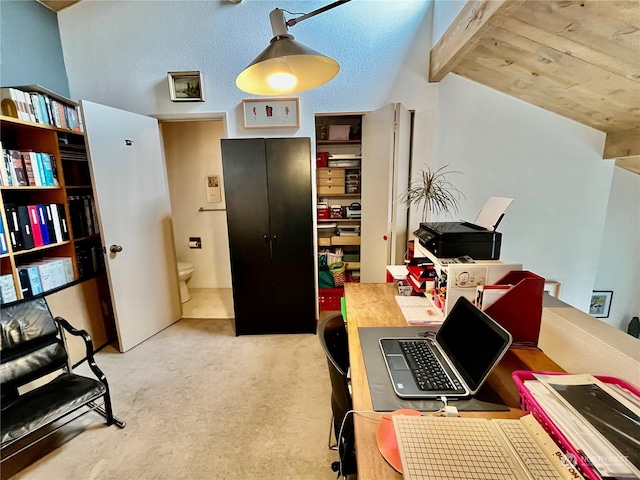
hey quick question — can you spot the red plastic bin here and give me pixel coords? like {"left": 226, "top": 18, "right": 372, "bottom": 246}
{"left": 512, "top": 370, "right": 640, "bottom": 480}
{"left": 318, "top": 206, "right": 330, "bottom": 219}
{"left": 319, "top": 287, "right": 343, "bottom": 311}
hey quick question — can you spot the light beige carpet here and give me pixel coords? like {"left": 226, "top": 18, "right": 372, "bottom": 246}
{"left": 6, "top": 319, "right": 340, "bottom": 480}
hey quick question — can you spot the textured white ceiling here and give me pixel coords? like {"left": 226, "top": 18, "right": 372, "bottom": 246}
{"left": 57, "top": 0, "right": 432, "bottom": 137}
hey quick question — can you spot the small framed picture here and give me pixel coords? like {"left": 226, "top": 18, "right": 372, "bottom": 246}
{"left": 242, "top": 98, "right": 299, "bottom": 129}
{"left": 589, "top": 290, "right": 613, "bottom": 318}
{"left": 168, "top": 71, "right": 204, "bottom": 102}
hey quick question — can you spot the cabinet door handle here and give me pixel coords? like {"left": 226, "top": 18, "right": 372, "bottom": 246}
{"left": 110, "top": 245, "right": 123, "bottom": 254}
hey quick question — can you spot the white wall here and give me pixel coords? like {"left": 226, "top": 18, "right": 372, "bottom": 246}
{"left": 428, "top": 74, "right": 611, "bottom": 311}
{"left": 55, "top": 0, "right": 636, "bottom": 328}
{"left": 595, "top": 167, "right": 640, "bottom": 330}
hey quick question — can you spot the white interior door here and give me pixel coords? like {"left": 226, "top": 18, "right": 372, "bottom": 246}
{"left": 80, "top": 100, "right": 181, "bottom": 352}
{"left": 361, "top": 103, "right": 411, "bottom": 283}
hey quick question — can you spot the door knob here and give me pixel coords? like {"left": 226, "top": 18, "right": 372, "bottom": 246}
{"left": 110, "top": 245, "right": 123, "bottom": 254}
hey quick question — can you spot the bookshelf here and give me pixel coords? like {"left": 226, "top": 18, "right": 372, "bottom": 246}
{"left": 0, "top": 89, "right": 105, "bottom": 304}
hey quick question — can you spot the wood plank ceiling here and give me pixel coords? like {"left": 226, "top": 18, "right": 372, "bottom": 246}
{"left": 430, "top": 0, "right": 640, "bottom": 174}
{"left": 38, "top": 1, "right": 80, "bottom": 12}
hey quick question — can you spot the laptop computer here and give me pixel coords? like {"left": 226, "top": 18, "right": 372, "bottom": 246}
{"left": 379, "top": 296, "right": 512, "bottom": 399}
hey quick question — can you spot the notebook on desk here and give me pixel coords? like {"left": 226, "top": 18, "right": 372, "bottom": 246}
{"left": 379, "top": 296, "right": 512, "bottom": 399}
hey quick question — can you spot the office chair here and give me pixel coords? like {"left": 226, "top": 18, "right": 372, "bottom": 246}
{"left": 318, "top": 313, "right": 356, "bottom": 478}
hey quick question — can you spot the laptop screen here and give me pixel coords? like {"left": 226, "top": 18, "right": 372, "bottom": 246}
{"left": 436, "top": 297, "right": 512, "bottom": 392}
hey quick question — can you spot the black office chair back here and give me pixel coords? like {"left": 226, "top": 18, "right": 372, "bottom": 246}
{"left": 318, "top": 313, "right": 356, "bottom": 477}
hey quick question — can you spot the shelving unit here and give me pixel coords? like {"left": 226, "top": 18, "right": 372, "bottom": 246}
{"left": 316, "top": 114, "right": 362, "bottom": 301}
{"left": 0, "top": 94, "right": 105, "bottom": 303}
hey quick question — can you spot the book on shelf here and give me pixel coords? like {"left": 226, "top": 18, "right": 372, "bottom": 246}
{"left": 20, "top": 151, "right": 37, "bottom": 186}
{"left": 48, "top": 203, "right": 63, "bottom": 243}
{"left": 27, "top": 205, "right": 44, "bottom": 247}
{"left": 17, "top": 205, "right": 35, "bottom": 250}
{"left": 0, "top": 215, "right": 8, "bottom": 254}
{"left": 4, "top": 204, "right": 23, "bottom": 251}
{"left": 0, "top": 274, "right": 18, "bottom": 304}
{"left": 17, "top": 268, "right": 34, "bottom": 298}
{"left": 57, "top": 203, "right": 70, "bottom": 241}
{"left": 3, "top": 85, "right": 83, "bottom": 132}
{"left": 1, "top": 87, "right": 29, "bottom": 121}
{"left": 34, "top": 92, "right": 51, "bottom": 125}
{"left": 39, "top": 152, "right": 56, "bottom": 186}
{"left": 36, "top": 204, "right": 51, "bottom": 245}
{"left": 27, "top": 92, "right": 44, "bottom": 124}
{"left": 41, "top": 204, "right": 57, "bottom": 244}
{"left": 33, "top": 152, "right": 47, "bottom": 186}
{"left": 8, "top": 150, "right": 28, "bottom": 186}
{"left": 75, "top": 242, "right": 104, "bottom": 278}
{"left": 35, "top": 261, "right": 56, "bottom": 292}
{"left": 45, "top": 256, "right": 74, "bottom": 284}
{"left": 45, "top": 258, "right": 67, "bottom": 287}
{"left": 17, "top": 265, "right": 43, "bottom": 297}
{"left": 1, "top": 148, "right": 11, "bottom": 186}
{"left": 24, "top": 150, "right": 44, "bottom": 186}
{"left": 69, "top": 194, "right": 97, "bottom": 237}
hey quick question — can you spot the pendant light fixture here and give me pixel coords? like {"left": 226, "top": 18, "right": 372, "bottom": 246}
{"left": 236, "top": 1, "right": 351, "bottom": 96}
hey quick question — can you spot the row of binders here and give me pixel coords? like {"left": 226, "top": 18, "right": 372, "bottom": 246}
{"left": 1, "top": 87, "right": 83, "bottom": 131}
{"left": 68, "top": 195, "right": 100, "bottom": 238}
{"left": 2, "top": 203, "right": 70, "bottom": 253}
{"left": 0, "top": 256, "right": 75, "bottom": 304}
{"left": 2, "top": 147, "right": 59, "bottom": 187}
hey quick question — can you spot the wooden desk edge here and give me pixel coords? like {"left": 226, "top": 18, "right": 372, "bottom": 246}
{"left": 344, "top": 283, "right": 564, "bottom": 480}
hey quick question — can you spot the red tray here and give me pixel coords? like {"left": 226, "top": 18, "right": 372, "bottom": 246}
{"left": 512, "top": 370, "right": 640, "bottom": 479}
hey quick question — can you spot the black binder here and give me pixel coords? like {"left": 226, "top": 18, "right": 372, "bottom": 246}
{"left": 17, "top": 205, "right": 35, "bottom": 250}
{"left": 4, "top": 204, "right": 24, "bottom": 251}
{"left": 18, "top": 268, "right": 33, "bottom": 298}
{"left": 57, "top": 204, "right": 70, "bottom": 241}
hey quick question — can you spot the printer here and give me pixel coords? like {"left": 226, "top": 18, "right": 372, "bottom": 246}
{"left": 414, "top": 222, "right": 501, "bottom": 260}
{"left": 413, "top": 197, "right": 513, "bottom": 260}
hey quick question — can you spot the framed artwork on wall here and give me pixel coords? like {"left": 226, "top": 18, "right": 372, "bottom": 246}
{"left": 589, "top": 290, "right": 613, "bottom": 318}
{"left": 242, "top": 98, "right": 299, "bottom": 129}
{"left": 168, "top": 71, "right": 204, "bottom": 102}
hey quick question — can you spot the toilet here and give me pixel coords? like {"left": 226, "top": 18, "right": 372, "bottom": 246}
{"left": 177, "top": 262, "right": 194, "bottom": 303}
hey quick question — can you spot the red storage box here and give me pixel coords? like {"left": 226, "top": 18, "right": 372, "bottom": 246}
{"left": 319, "top": 287, "right": 343, "bottom": 311}
{"left": 512, "top": 370, "right": 640, "bottom": 480}
{"left": 316, "top": 152, "right": 329, "bottom": 168}
{"left": 318, "top": 204, "right": 330, "bottom": 219}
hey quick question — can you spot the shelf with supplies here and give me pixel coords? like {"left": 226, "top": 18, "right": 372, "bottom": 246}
{"left": 318, "top": 218, "right": 361, "bottom": 223}
{"left": 318, "top": 193, "right": 361, "bottom": 199}
{"left": 317, "top": 140, "right": 361, "bottom": 145}
{"left": 0, "top": 101, "right": 104, "bottom": 305}
{"left": 315, "top": 114, "right": 363, "bottom": 301}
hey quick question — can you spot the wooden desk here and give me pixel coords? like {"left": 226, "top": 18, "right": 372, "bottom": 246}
{"left": 344, "top": 283, "right": 563, "bottom": 480}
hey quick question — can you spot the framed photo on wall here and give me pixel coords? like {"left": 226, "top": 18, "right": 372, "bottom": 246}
{"left": 589, "top": 290, "right": 613, "bottom": 318}
{"left": 242, "top": 98, "right": 299, "bottom": 129}
{"left": 168, "top": 71, "right": 204, "bottom": 102}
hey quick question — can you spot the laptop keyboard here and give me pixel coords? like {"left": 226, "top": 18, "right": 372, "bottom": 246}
{"left": 399, "top": 340, "right": 457, "bottom": 391}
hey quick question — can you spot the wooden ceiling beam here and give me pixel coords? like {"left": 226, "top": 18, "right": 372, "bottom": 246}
{"left": 429, "top": 0, "right": 525, "bottom": 82}
{"left": 38, "top": 1, "right": 81, "bottom": 13}
{"left": 615, "top": 156, "right": 640, "bottom": 175}
{"left": 603, "top": 127, "right": 640, "bottom": 159}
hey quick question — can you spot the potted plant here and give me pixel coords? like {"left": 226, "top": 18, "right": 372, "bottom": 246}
{"left": 401, "top": 164, "right": 464, "bottom": 221}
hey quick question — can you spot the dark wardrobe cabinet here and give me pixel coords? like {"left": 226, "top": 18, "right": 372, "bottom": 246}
{"left": 221, "top": 138, "right": 316, "bottom": 335}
